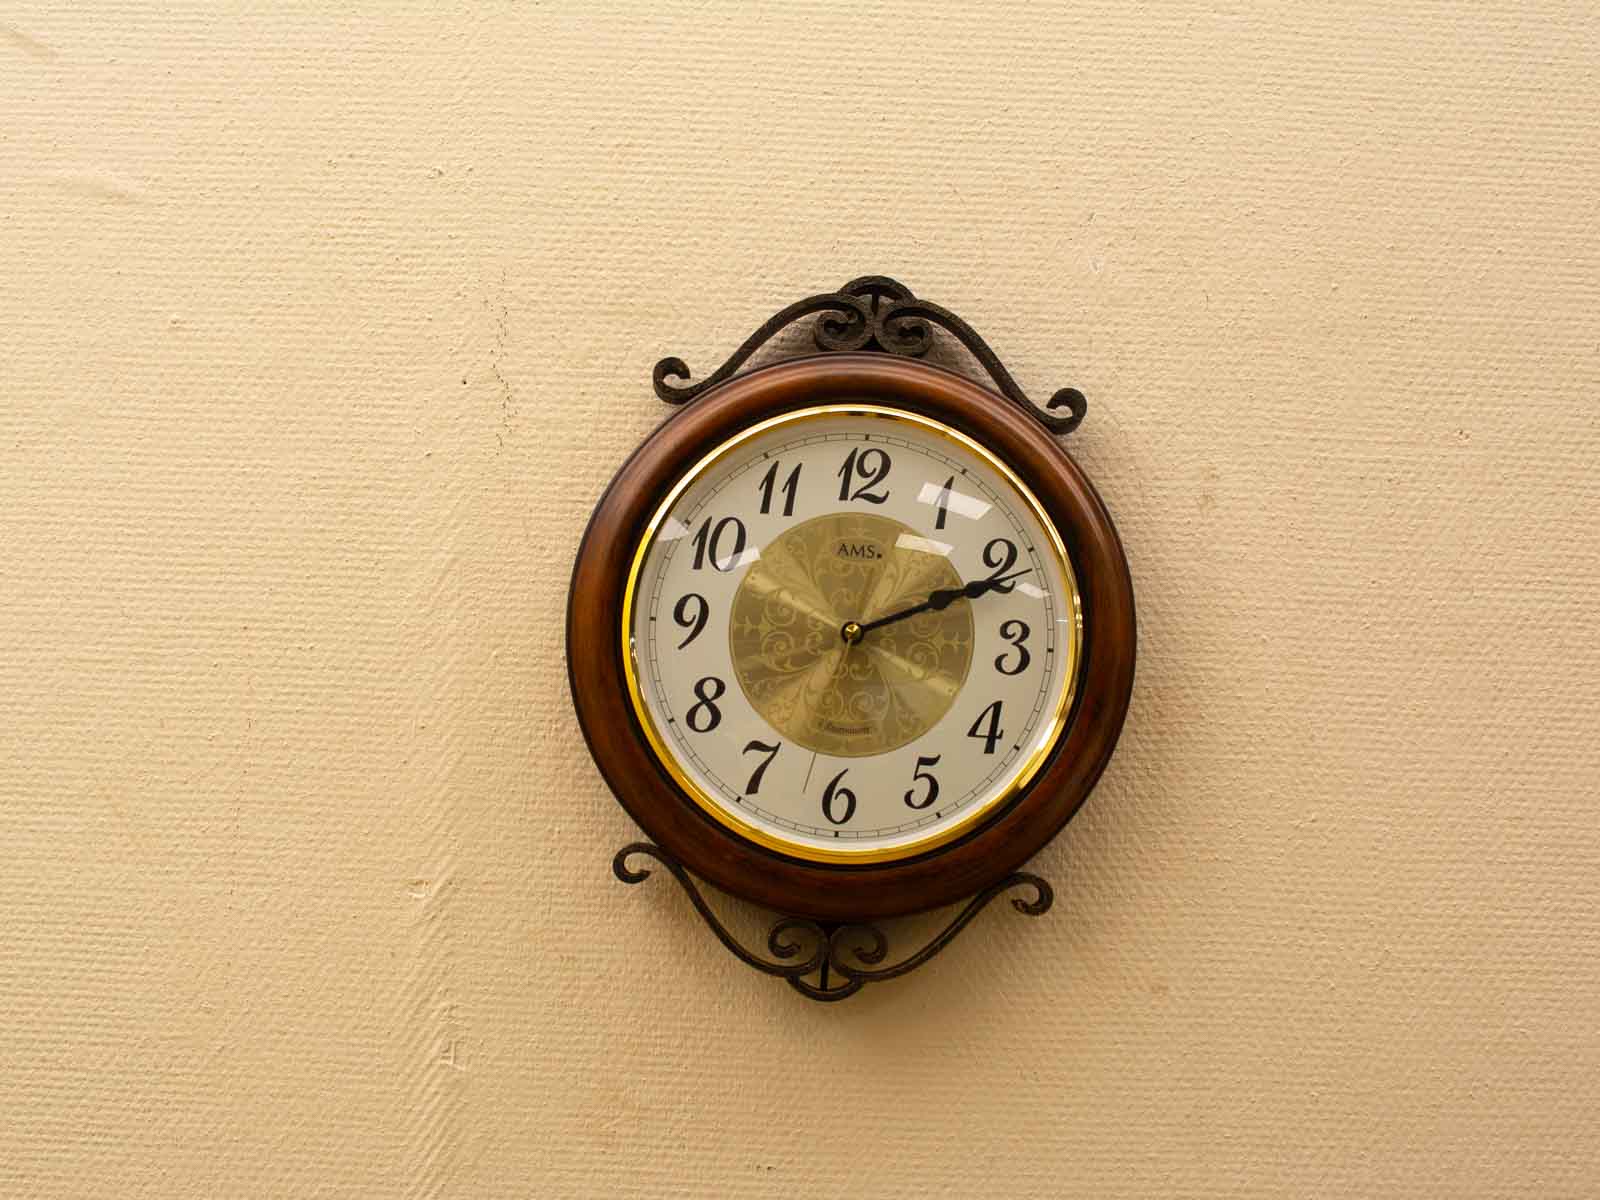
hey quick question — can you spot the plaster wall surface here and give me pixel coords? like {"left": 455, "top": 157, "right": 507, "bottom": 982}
{"left": 2, "top": 4, "right": 1597, "bottom": 1195}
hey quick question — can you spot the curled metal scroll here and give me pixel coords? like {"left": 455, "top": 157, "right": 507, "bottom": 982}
{"left": 613, "top": 842, "right": 1054, "bottom": 1003}
{"left": 652, "top": 275, "right": 1086, "bottom": 434}
{"left": 612, "top": 844, "right": 829, "bottom": 984}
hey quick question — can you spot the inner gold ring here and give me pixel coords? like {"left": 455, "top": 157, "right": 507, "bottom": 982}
{"left": 728, "top": 512, "right": 974, "bottom": 757}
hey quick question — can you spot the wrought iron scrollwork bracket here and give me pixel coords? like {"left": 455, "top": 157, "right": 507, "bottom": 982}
{"left": 613, "top": 843, "right": 1054, "bottom": 1002}
{"left": 653, "top": 275, "right": 1087, "bottom": 435}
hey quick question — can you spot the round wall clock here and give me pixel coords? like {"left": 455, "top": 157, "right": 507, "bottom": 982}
{"left": 568, "top": 277, "right": 1134, "bottom": 997}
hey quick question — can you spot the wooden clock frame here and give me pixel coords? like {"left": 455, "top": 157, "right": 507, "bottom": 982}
{"left": 566, "top": 277, "right": 1135, "bottom": 997}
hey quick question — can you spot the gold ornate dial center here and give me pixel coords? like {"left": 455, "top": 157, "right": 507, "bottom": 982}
{"left": 728, "top": 512, "right": 974, "bottom": 757}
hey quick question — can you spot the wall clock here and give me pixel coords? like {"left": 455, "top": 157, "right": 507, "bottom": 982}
{"left": 568, "top": 277, "right": 1134, "bottom": 1000}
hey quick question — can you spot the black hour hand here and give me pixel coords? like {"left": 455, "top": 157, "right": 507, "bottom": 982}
{"left": 927, "top": 567, "right": 1030, "bottom": 610}
{"left": 857, "top": 568, "right": 1032, "bottom": 637}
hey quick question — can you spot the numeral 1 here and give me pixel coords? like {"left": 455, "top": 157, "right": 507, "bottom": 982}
{"left": 932, "top": 474, "right": 954, "bottom": 530}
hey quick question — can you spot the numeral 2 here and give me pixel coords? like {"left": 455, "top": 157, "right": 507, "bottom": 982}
{"left": 982, "top": 537, "right": 1019, "bottom": 589}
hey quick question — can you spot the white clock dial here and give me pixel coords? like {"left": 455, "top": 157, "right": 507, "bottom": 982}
{"left": 623, "top": 404, "right": 1082, "bottom": 863}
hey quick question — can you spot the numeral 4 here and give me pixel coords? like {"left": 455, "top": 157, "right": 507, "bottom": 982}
{"left": 966, "top": 700, "right": 1005, "bottom": 755}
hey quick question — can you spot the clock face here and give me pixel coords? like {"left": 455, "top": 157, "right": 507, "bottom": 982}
{"left": 623, "top": 404, "right": 1082, "bottom": 864}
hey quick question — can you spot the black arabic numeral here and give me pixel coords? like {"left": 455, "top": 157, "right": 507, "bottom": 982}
{"left": 995, "top": 619, "right": 1031, "bottom": 675}
{"left": 673, "top": 592, "right": 709, "bottom": 649}
{"left": 685, "top": 676, "right": 725, "bottom": 733}
{"left": 741, "top": 739, "right": 780, "bottom": 795}
{"left": 966, "top": 700, "right": 1005, "bottom": 755}
{"left": 932, "top": 474, "right": 955, "bottom": 530}
{"left": 821, "top": 768, "right": 856, "bottom": 825}
{"left": 836, "top": 446, "right": 891, "bottom": 504}
{"left": 690, "top": 515, "right": 748, "bottom": 572}
{"left": 757, "top": 461, "right": 801, "bottom": 517}
{"left": 982, "top": 536, "right": 1019, "bottom": 591}
{"left": 903, "top": 754, "right": 941, "bottom": 809}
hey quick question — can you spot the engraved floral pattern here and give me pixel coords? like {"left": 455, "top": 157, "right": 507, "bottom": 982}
{"left": 728, "top": 513, "right": 973, "bottom": 757}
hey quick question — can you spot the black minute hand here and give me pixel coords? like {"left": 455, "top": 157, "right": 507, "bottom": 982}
{"left": 856, "top": 568, "right": 1032, "bottom": 637}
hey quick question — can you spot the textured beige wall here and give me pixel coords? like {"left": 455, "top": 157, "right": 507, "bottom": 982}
{"left": 4, "top": 3, "right": 1598, "bottom": 1196}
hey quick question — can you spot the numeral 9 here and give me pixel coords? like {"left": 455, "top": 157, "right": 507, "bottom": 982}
{"left": 673, "top": 593, "right": 708, "bottom": 649}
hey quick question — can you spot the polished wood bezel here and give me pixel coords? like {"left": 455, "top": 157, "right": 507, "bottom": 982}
{"left": 567, "top": 353, "right": 1135, "bottom": 920}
